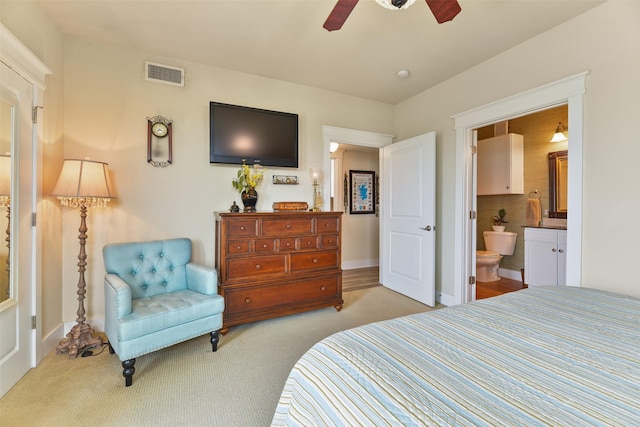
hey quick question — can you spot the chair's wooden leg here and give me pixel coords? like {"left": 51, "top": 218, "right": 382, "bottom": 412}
{"left": 122, "top": 358, "right": 136, "bottom": 387}
{"left": 210, "top": 331, "right": 220, "bottom": 352}
{"left": 108, "top": 343, "right": 115, "bottom": 354}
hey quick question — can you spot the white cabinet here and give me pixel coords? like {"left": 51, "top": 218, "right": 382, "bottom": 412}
{"left": 524, "top": 228, "right": 567, "bottom": 286}
{"left": 477, "top": 133, "right": 524, "bottom": 195}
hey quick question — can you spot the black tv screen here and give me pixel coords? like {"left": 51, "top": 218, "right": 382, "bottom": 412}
{"left": 209, "top": 101, "right": 298, "bottom": 168}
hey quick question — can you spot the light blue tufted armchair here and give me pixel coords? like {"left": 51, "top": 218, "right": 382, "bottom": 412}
{"left": 103, "top": 238, "right": 224, "bottom": 387}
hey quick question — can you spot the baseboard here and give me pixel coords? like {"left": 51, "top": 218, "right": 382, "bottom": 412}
{"left": 39, "top": 324, "right": 64, "bottom": 361}
{"left": 342, "top": 259, "right": 379, "bottom": 270}
{"left": 499, "top": 268, "right": 523, "bottom": 282}
{"left": 437, "top": 292, "right": 456, "bottom": 307}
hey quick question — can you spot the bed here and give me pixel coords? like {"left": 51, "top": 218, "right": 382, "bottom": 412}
{"left": 272, "top": 287, "right": 640, "bottom": 426}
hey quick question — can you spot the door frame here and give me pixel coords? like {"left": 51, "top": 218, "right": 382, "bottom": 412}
{"left": 322, "top": 125, "right": 394, "bottom": 212}
{"left": 452, "top": 72, "right": 588, "bottom": 305}
{"left": 0, "top": 24, "right": 50, "bottom": 375}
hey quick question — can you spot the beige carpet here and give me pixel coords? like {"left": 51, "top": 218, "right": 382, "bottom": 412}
{"left": 0, "top": 286, "right": 440, "bottom": 427}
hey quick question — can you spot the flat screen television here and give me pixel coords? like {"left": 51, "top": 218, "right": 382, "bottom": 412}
{"left": 209, "top": 101, "right": 299, "bottom": 168}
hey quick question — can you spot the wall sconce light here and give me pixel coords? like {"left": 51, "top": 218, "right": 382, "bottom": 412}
{"left": 550, "top": 122, "right": 568, "bottom": 143}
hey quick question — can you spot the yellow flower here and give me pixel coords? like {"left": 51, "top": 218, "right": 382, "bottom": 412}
{"left": 232, "top": 160, "right": 266, "bottom": 193}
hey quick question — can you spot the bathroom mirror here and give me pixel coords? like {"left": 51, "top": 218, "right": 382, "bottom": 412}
{"left": 548, "top": 150, "right": 568, "bottom": 219}
{"left": 0, "top": 99, "right": 13, "bottom": 303}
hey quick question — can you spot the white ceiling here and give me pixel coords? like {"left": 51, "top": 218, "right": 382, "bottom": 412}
{"left": 35, "top": 0, "right": 603, "bottom": 104}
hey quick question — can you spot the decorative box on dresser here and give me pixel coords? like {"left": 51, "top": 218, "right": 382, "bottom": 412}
{"left": 215, "top": 211, "right": 343, "bottom": 333}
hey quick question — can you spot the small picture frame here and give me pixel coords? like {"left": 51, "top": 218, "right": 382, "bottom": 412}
{"left": 349, "top": 170, "right": 375, "bottom": 214}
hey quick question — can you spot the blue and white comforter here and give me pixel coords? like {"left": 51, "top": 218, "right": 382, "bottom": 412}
{"left": 272, "top": 287, "right": 640, "bottom": 426}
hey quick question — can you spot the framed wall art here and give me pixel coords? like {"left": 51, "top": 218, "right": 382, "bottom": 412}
{"left": 349, "top": 170, "right": 375, "bottom": 214}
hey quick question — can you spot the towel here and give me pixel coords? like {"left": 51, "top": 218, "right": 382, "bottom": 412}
{"left": 526, "top": 198, "right": 541, "bottom": 226}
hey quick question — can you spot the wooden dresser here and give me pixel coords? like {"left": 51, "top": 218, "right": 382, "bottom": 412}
{"left": 214, "top": 211, "right": 343, "bottom": 332}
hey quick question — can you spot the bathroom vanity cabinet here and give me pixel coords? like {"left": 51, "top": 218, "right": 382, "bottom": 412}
{"left": 477, "top": 133, "right": 524, "bottom": 195}
{"left": 524, "top": 227, "right": 567, "bottom": 286}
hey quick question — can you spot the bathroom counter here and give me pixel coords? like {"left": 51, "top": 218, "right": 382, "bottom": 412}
{"left": 522, "top": 225, "right": 567, "bottom": 230}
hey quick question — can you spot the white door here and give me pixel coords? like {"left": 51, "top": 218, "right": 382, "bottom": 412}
{"left": 0, "top": 61, "right": 35, "bottom": 397}
{"left": 380, "top": 132, "right": 436, "bottom": 306}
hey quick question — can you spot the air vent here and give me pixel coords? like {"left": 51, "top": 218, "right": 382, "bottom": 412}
{"left": 145, "top": 61, "right": 184, "bottom": 87}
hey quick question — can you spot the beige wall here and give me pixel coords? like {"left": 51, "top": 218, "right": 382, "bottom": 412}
{"left": 4, "top": 0, "right": 640, "bottom": 341}
{"left": 60, "top": 37, "right": 394, "bottom": 321}
{"left": 395, "top": 0, "right": 640, "bottom": 298}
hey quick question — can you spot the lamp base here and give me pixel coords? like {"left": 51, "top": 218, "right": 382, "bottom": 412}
{"left": 57, "top": 322, "right": 102, "bottom": 358}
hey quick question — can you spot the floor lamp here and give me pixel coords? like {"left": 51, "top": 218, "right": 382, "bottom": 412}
{"left": 0, "top": 154, "right": 10, "bottom": 299}
{"left": 52, "top": 158, "right": 115, "bottom": 358}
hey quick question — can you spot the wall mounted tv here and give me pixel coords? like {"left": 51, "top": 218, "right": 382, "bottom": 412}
{"left": 209, "top": 101, "right": 299, "bottom": 168}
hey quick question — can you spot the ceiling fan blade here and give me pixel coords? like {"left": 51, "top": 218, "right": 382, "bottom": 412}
{"left": 323, "top": 0, "right": 359, "bottom": 31}
{"left": 425, "top": 0, "right": 461, "bottom": 24}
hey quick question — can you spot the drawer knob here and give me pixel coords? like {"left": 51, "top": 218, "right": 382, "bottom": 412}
{"left": 552, "top": 248, "right": 557, "bottom": 252}
{"left": 327, "top": 240, "right": 333, "bottom": 244}
{"left": 307, "top": 241, "right": 312, "bottom": 246}
{"left": 324, "top": 223, "right": 329, "bottom": 228}
{"left": 245, "top": 298, "right": 251, "bottom": 304}
{"left": 263, "top": 244, "right": 268, "bottom": 248}
{"left": 286, "top": 242, "right": 291, "bottom": 247}
{"left": 320, "top": 286, "right": 326, "bottom": 291}
{"left": 286, "top": 224, "right": 291, "bottom": 229}
{"left": 255, "top": 264, "right": 262, "bottom": 270}
{"left": 313, "top": 258, "right": 319, "bottom": 264}
{"left": 240, "top": 226, "right": 245, "bottom": 230}
{"left": 236, "top": 245, "right": 241, "bottom": 250}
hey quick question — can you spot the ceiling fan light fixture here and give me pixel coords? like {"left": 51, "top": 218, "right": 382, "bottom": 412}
{"left": 376, "top": 0, "right": 416, "bottom": 10}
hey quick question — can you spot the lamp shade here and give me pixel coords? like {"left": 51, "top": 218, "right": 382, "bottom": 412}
{"left": 51, "top": 159, "right": 115, "bottom": 199}
{"left": 0, "top": 154, "right": 10, "bottom": 197}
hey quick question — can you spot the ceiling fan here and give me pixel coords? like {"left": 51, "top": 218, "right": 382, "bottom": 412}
{"left": 323, "top": 0, "right": 461, "bottom": 31}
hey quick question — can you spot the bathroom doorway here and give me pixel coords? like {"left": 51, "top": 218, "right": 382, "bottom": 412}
{"left": 474, "top": 105, "right": 568, "bottom": 299}
{"left": 454, "top": 72, "right": 586, "bottom": 305}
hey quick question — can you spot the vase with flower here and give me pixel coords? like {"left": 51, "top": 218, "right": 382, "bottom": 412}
{"left": 232, "top": 160, "right": 266, "bottom": 212}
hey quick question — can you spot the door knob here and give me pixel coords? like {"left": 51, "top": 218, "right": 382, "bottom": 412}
{"left": 420, "top": 225, "right": 433, "bottom": 231}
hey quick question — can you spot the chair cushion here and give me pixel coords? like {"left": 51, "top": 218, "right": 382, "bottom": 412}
{"left": 118, "top": 289, "right": 224, "bottom": 341}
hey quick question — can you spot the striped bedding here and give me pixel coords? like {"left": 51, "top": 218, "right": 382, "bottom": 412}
{"left": 272, "top": 287, "right": 640, "bottom": 426}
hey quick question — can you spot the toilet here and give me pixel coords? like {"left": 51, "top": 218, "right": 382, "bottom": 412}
{"left": 476, "top": 231, "right": 518, "bottom": 283}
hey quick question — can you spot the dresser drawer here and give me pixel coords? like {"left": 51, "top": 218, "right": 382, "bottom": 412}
{"left": 255, "top": 239, "right": 276, "bottom": 253}
{"left": 320, "top": 235, "right": 339, "bottom": 249}
{"left": 298, "top": 236, "right": 318, "bottom": 250}
{"left": 227, "top": 219, "right": 258, "bottom": 238}
{"left": 225, "top": 275, "right": 340, "bottom": 315}
{"left": 227, "top": 255, "right": 286, "bottom": 279}
{"left": 316, "top": 216, "right": 339, "bottom": 233}
{"left": 290, "top": 250, "right": 338, "bottom": 271}
{"left": 262, "top": 218, "right": 313, "bottom": 236}
{"left": 279, "top": 238, "right": 296, "bottom": 251}
{"left": 227, "top": 240, "right": 250, "bottom": 256}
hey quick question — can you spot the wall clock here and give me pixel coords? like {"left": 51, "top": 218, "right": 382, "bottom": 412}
{"left": 151, "top": 122, "right": 168, "bottom": 138}
{"left": 147, "top": 115, "right": 173, "bottom": 167}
